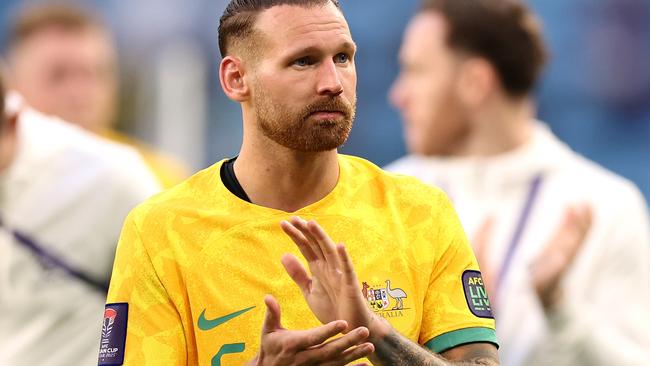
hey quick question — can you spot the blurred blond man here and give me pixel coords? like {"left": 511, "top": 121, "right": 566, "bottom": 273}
{"left": 6, "top": 4, "right": 190, "bottom": 188}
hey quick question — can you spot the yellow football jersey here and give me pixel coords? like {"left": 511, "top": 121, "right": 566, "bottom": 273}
{"left": 100, "top": 155, "right": 497, "bottom": 366}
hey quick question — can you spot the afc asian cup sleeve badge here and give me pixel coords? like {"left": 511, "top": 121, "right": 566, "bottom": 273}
{"left": 98, "top": 303, "right": 128, "bottom": 365}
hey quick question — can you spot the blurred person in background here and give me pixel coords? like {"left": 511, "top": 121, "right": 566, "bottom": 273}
{"left": 4, "top": 3, "right": 190, "bottom": 188}
{"left": 386, "top": 0, "right": 650, "bottom": 365}
{"left": 0, "top": 70, "right": 160, "bottom": 365}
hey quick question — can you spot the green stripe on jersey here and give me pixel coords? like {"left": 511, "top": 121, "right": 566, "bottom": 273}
{"left": 425, "top": 327, "right": 498, "bottom": 354}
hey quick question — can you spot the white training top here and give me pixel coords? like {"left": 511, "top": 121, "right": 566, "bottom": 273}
{"left": 0, "top": 97, "right": 161, "bottom": 366}
{"left": 386, "top": 122, "right": 650, "bottom": 366}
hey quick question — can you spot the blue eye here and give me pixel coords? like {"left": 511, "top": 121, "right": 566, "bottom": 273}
{"left": 293, "top": 57, "right": 311, "bottom": 67}
{"left": 335, "top": 53, "right": 349, "bottom": 63}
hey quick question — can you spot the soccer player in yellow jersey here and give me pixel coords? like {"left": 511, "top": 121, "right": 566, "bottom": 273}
{"left": 99, "top": 1, "right": 500, "bottom": 365}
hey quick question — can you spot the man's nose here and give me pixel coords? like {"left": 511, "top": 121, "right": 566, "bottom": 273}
{"left": 389, "top": 75, "right": 405, "bottom": 109}
{"left": 316, "top": 60, "right": 344, "bottom": 96}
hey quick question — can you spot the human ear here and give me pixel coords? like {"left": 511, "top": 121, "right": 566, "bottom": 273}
{"left": 457, "top": 58, "right": 495, "bottom": 108}
{"left": 219, "top": 56, "right": 249, "bottom": 102}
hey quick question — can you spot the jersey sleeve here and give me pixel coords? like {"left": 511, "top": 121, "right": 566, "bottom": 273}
{"left": 99, "top": 210, "right": 187, "bottom": 366}
{"left": 419, "top": 192, "right": 498, "bottom": 353}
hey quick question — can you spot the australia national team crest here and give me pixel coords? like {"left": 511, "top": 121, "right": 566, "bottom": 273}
{"left": 362, "top": 280, "right": 409, "bottom": 318}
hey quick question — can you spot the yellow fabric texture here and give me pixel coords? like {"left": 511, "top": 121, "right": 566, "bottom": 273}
{"left": 106, "top": 155, "right": 495, "bottom": 365}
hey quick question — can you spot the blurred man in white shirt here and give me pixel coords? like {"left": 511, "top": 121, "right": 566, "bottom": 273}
{"left": 386, "top": 0, "right": 650, "bottom": 364}
{"left": 0, "top": 72, "right": 160, "bottom": 365}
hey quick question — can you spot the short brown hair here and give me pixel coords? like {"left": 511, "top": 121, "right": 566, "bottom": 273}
{"left": 8, "top": 4, "right": 105, "bottom": 50}
{"left": 218, "top": 0, "right": 341, "bottom": 57}
{"left": 422, "top": 0, "right": 547, "bottom": 97}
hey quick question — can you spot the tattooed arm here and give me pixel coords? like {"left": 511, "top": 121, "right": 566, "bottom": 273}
{"left": 370, "top": 323, "right": 499, "bottom": 366}
{"left": 280, "top": 218, "right": 500, "bottom": 365}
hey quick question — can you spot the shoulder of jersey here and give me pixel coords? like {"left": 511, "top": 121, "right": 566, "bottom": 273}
{"left": 130, "top": 161, "right": 224, "bottom": 216}
{"left": 342, "top": 154, "right": 448, "bottom": 204}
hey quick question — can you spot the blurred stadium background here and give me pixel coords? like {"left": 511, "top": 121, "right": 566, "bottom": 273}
{"left": 1, "top": 0, "right": 648, "bottom": 201}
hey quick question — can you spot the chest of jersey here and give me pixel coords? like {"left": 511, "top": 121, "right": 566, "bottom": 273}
{"left": 177, "top": 215, "right": 430, "bottom": 365}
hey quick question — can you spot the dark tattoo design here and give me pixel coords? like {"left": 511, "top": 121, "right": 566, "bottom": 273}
{"left": 370, "top": 329, "right": 499, "bottom": 366}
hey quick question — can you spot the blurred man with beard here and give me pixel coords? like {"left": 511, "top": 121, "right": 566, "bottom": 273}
{"left": 100, "top": 1, "right": 501, "bottom": 365}
{"left": 387, "top": 0, "right": 650, "bottom": 364}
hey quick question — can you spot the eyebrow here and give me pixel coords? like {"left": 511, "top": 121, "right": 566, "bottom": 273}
{"left": 285, "top": 41, "right": 357, "bottom": 58}
{"left": 341, "top": 41, "right": 357, "bottom": 52}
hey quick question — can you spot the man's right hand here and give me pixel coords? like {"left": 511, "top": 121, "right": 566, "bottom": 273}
{"left": 530, "top": 203, "right": 592, "bottom": 310}
{"left": 247, "top": 295, "right": 375, "bottom": 366}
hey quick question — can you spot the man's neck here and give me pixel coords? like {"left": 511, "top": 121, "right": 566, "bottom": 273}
{"left": 234, "top": 134, "right": 340, "bottom": 213}
{"left": 452, "top": 97, "right": 534, "bottom": 158}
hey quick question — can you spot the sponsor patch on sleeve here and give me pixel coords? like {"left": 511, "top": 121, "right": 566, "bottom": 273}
{"left": 462, "top": 270, "right": 494, "bottom": 319}
{"left": 98, "top": 303, "right": 128, "bottom": 365}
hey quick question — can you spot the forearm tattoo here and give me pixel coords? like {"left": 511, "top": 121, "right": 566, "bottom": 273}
{"left": 370, "top": 329, "right": 499, "bottom": 366}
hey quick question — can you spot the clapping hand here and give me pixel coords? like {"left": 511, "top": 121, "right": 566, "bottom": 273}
{"left": 280, "top": 217, "right": 388, "bottom": 338}
{"left": 530, "top": 204, "right": 592, "bottom": 309}
{"left": 248, "top": 295, "right": 374, "bottom": 366}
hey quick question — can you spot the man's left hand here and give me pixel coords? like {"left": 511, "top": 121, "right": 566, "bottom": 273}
{"left": 280, "top": 217, "right": 389, "bottom": 339}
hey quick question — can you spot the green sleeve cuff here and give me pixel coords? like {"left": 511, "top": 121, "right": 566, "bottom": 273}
{"left": 424, "top": 327, "right": 499, "bottom": 353}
